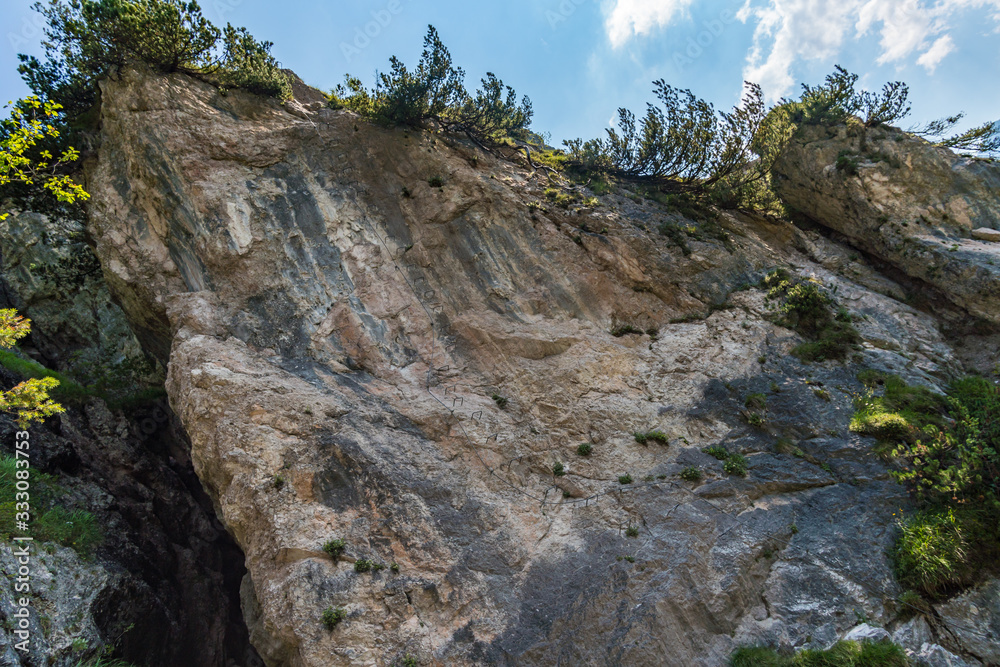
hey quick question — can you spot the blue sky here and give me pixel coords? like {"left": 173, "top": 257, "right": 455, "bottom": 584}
{"left": 2, "top": 0, "right": 999, "bottom": 145}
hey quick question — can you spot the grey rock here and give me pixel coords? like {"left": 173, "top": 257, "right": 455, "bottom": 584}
{"left": 891, "top": 615, "right": 934, "bottom": 652}
{"left": 842, "top": 623, "right": 891, "bottom": 643}
{"left": 934, "top": 578, "right": 1000, "bottom": 665}
{"left": 773, "top": 124, "right": 1000, "bottom": 324}
{"left": 910, "top": 643, "right": 979, "bottom": 667}
{"left": 972, "top": 227, "right": 1000, "bottom": 242}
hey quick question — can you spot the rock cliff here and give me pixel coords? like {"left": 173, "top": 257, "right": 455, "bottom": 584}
{"left": 773, "top": 123, "right": 1000, "bottom": 327}
{"left": 5, "top": 67, "right": 998, "bottom": 666}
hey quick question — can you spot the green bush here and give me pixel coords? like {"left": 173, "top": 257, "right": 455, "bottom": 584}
{"left": 216, "top": 25, "right": 291, "bottom": 99}
{"left": 552, "top": 462, "right": 566, "bottom": 477}
{"left": 20, "top": 0, "right": 290, "bottom": 115}
{"left": 836, "top": 151, "right": 860, "bottom": 176}
{"left": 766, "top": 274, "right": 861, "bottom": 362}
{"left": 322, "top": 606, "right": 346, "bottom": 630}
{"left": 618, "top": 474, "right": 633, "bottom": 485}
{"left": 332, "top": 26, "right": 531, "bottom": 146}
{"left": 679, "top": 466, "right": 702, "bottom": 482}
{"left": 724, "top": 453, "right": 749, "bottom": 477}
{"left": 563, "top": 80, "right": 790, "bottom": 211}
{"left": 0, "top": 455, "right": 102, "bottom": 556}
{"left": 854, "top": 375, "right": 1000, "bottom": 596}
{"left": 789, "top": 65, "right": 910, "bottom": 128}
{"left": 745, "top": 393, "right": 767, "bottom": 411}
{"left": 893, "top": 508, "right": 971, "bottom": 595}
{"left": 577, "top": 443, "right": 593, "bottom": 456}
{"left": 729, "top": 640, "right": 908, "bottom": 667}
{"left": 354, "top": 558, "right": 382, "bottom": 573}
{"left": 704, "top": 445, "right": 729, "bottom": 461}
{"left": 633, "top": 431, "right": 669, "bottom": 446}
{"left": 322, "top": 538, "right": 346, "bottom": 558}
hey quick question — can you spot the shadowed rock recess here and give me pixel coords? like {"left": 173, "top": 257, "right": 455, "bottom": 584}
{"left": 13, "top": 67, "right": 998, "bottom": 665}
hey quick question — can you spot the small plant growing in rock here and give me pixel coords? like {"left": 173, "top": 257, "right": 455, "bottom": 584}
{"left": 401, "top": 656, "right": 419, "bottom": 667}
{"left": 618, "top": 474, "right": 633, "bottom": 485}
{"left": 577, "top": 442, "right": 593, "bottom": 456}
{"left": 745, "top": 393, "right": 767, "bottom": 411}
{"left": 813, "top": 388, "right": 832, "bottom": 402}
{"left": 747, "top": 413, "right": 767, "bottom": 428}
{"left": 552, "top": 462, "right": 566, "bottom": 477}
{"left": 633, "top": 430, "right": 669, "bottom": 446}
{"left": 724, "top": 453, "right": 748, "bottom": 477}
{"left": 625, "top": 525, "right": 640, "bottom": 538}
{"left": 623, "top": 555, "right": 635, "bottom": 563}
{"left": 323, "top": 539, "right": 346, "bottom": 558}
{"left": 354, "top": 559, "right": 383, "bottom": 573}
{"left": 273, "top": 475, "right": 285, "bottom": 490}
{"left": 703, "top": 445, "right": 728, "bottom": 461}
{"left": 428, "top": 176, "right": 445, "bottom": 188}
{"left": 491, "top": 393, "right": 508, "bottom": 409}
{"left": 391, "top": 562, "right": 400, "bottom": 573}
{"left": 610, "top": 323, "right": 644, "bottom": 337}
{"left": 680, "top": 466, "right": 702, "bottom": 482}
{"left": 401, "top": 186, "right": 412, "bottom": 198}
{"left": 322, "top": 606, "right": 346, "bottom": 630}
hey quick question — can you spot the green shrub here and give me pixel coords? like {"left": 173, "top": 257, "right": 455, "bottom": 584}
{"left": 633, "top": 431, "right": 669, "bottom": 446}
{"left": 354, "top": 558, "right": 382, "bottom": 573}
{"left": 893, "top": 508, "right": 970, "bottom": 596}
{"left": 0, "top": 455, "right": 102, "bottom": 556}
{"left": 729, "top": 640, "right": 908, "bottom": 667}
{"left": 618, "top": 474, "right": 633, "bottom": 485}
{"left": 747, "top": 413, "right": 767, "bottom": 428}
{"left": 428, "top": 176, "right": 445, "bottom": 188}
{"left": 610, "top": 323, "right": 644, "bottom": 337}
{"left": 332, "top": 26, "right": 531, "bottom": 146}
{"left": 857, "top": 370, "right": 887, "bottom": 387}
{"left": 857, "top": 375, "right": 1000, "bottom": 596}
{"left": 562, "top": 80, "right": 789, "bottom": 211}
{"left": 20, "top": 0, "right": 290, "bottom": 115}
{"left": 679, "top": 466, "right": 702, "bottom": 482}
{"left": 322, "top": 606, "right": 346, "bottom": 630}
{"left": 491, "top": 393, "right": 508, "bottom": 409}
{"left": 836, "top": 151, "right": 860, "bottom": 176}
{"left": 724, "top": 453, "right": 748, "bottom": 477}
{"left": 790, "top": 65, "right": 910, "bottom": 128}
{"left": 322, "top": 539, "right": 346, "bottom": 558}
{"left": 552, "top": 462, "right": 566, "bottom": 477}
{"left": 704, "top": 445, "right": 728, "bottom": 461}
{"left": 217, "top": 25, "right": 291, "bottom": 99}
{"left": 745, "top": 393, "right": 767, "bottom": 411}
{"left": 765, "top": 274, "right": 861, "bottom": 362}
{"left": 577, "top": 443, "right": 593, "bottom": 456}
{"left": 625, "top": 525, "right": 639, "bottom": 538}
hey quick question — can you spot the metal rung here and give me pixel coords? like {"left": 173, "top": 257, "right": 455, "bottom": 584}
{"left": 472, "top": 411, "right": 483, "bottom": 421}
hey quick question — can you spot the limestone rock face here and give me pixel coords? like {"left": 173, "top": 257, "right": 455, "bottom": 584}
{"left": 82, "top": 69, "right": 996, "bottom": 666}
{"left": 772, "top": 124, "right": 1000, "bottom": 324}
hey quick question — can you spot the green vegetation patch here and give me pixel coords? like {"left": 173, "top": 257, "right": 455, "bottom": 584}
{"left": 633, "top": 430, "right": 669, "bottom": 446}
{"left": 851, "top": 373, "right": 1000, "bottom": 596}
{"left": 729, "top": 640, "right": 908, "bottom": 667}
{"left": 0, "top": 455, "right": 102, "bottom": 556}
{"left": 763, "top": 270, "right": 861, "bottom": 362}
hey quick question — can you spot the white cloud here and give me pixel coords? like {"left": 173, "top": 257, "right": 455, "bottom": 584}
{"left": 917, "top": 34, "right": 956, "bottom": 72}
{"left": 605, "top": 0, "right": 696, "bottom": 48}
{"left": 738, "top": 0, "right": 1000, "bottom": 99}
